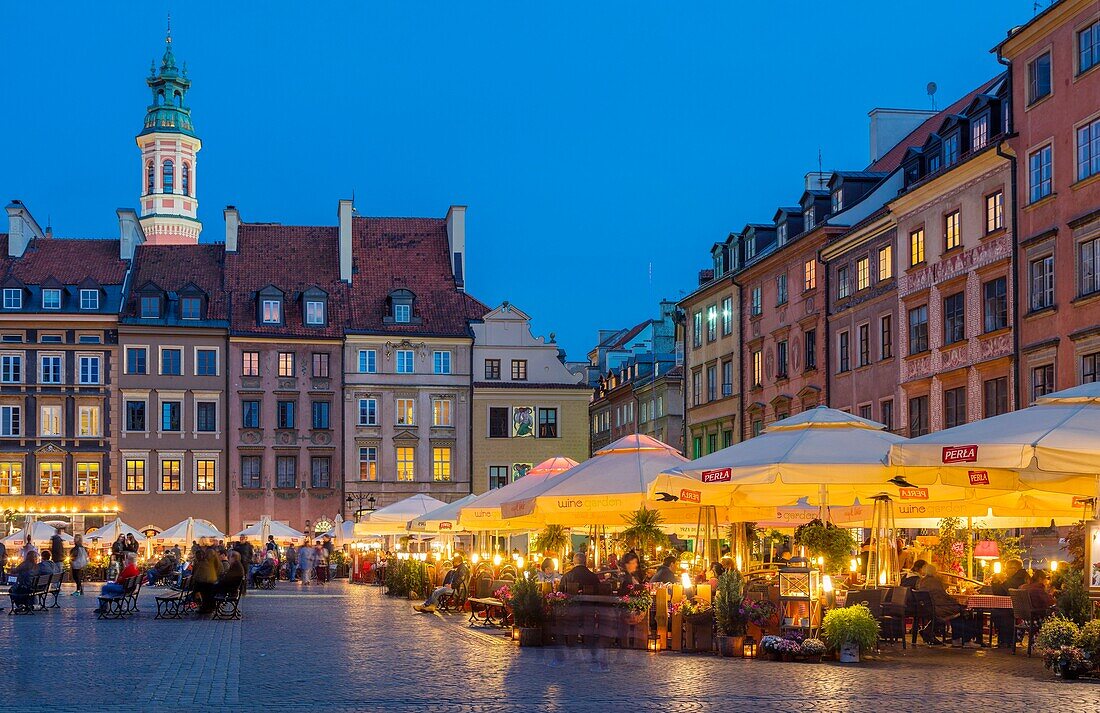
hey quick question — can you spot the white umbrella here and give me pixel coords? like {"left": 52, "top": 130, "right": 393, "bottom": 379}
{"left": 235, "top": 516, "right": 305, "bottom": 543}
{"left": 332, "top": 513, "right": 344, "bottom": 549}
{"left": 890, "top": 382, "right": 1100, "bottom": 496}
{"left": 409, "top": 494, "right": 480, "bottom": 533}
{"left": 3, "top": 522, "right": 73, "bottom": 546}
{"left": 355, "top": 494, "right": 448, "bottom": 536}
{"left": 500, "top": 434, "right": 698, "bottom": 526}
{"left": 324, "top": 519, "right": 357, "bottom": 541}
{"left": 155, "top": 517, "right": 226, "bottom": 544}
{"left": 85, "top": 518, "right": 147, "bottom": 544}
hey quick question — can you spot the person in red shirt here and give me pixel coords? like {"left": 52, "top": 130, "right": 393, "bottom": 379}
{"left": 1021, "top": 570, "right": 1057, "bottom": 611}
{"left": 100, "top": 553, "right": 140, "bottom": 598}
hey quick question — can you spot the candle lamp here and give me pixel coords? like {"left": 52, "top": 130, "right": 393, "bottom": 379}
{"left": 742, "top": 636, "right": 757, "bottom": 659}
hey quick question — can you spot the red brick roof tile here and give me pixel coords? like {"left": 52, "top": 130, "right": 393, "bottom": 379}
{"left": 124, "top": 244, "right": 228, "bottom": 320}
{"left": 866, "top": 74, "right": 1004, "bottom": 173}
{"left": 9, "top": 238, "right": 128, "bottom": 285}
{"left": 224, "top": 223, "right": 348, "bottom": 339}
{"left": 347, "top": 217, "right": 488, "bottom": 337}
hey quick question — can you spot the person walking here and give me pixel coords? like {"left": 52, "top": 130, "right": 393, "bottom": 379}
{"left": 69, "top": 534, "right": 89, "bottom": 596}
{"left": 298, "top": 542, "right": 314, "bottom": 585}
{"left": 285, "top": 544, "right": 298, "bottom": 582}
{"left": 50, "top": 528, "right": 64, "bottom": 566}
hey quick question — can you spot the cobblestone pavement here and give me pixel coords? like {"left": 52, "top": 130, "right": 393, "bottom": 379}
{"left": 0, "top": 582, "right": 1096, "bottom": 712}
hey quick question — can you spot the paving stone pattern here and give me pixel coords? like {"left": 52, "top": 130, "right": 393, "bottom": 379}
{"left": 0, "top": 583, "right": 1095, "bottom": 712}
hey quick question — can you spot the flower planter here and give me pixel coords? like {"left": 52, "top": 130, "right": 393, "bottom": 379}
{"left": 838, "top": 641, "right": 860, "bottom": 663}
{"left": 802, "top": 654, "right": 823, "bottom": 663}
{"left": 716, "top": 635, "right": 744, "bottom": 658}
{"left": 683, "top": 615, "right": 714, "bottom": 653}
{"left": 516, "top": 626, "right": 543, "bottom": 647}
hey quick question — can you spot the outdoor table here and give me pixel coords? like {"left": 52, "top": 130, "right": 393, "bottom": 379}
{"left": 954, "top": 594, "right": 1013, "bottom": 647}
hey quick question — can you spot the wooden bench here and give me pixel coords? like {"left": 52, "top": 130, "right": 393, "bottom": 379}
{"left": 7, "top": 574, "right": 49, "bottom": 615}
{"left": 97, "top": 575, "right": 143, "bottom": 620}
{"left": 155, "top": 575, "right": 195, "bottom": 619}
{"left": 41, "top": 571, "right": 65, "bottom": 609}
{"left": 467, "top": 579, "right": 511, "bottom": 628}
{"left": 211, "top": 582, "right": 245, "bottom": 620}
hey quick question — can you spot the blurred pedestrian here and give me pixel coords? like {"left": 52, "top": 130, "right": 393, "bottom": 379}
{"left": 69, "top": 534, "right": 89, "bottom": 596}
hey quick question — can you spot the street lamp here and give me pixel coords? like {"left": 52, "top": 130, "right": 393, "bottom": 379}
{"left": 345, "top": 492, "right": 376, "bottom": 522}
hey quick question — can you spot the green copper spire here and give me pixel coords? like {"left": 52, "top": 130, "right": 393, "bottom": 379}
{"left": 139, "top": 16, "right": 196, "bottom": 138}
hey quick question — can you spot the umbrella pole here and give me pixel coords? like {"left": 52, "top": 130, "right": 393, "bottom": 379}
{"left": 966, "top": 516, "right": 973, "bottom": 580}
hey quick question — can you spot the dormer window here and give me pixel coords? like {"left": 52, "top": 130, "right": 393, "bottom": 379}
{"left": 262, "top": 300, "right": 281, "bottom": 324}
{"left": 943, "top": 133, "right": 960, "bottom": 167}
{"left": 971, "top": 114, "right": 989, "bottom": 152}
{"left": 140, "top": 296, "right": 161, "bottom": 318}
{"left": 306, "top": 301, "right": 325, "bottom": 325}
{"left": 181, "top": 296, "right": 201, "bottom": 320}
{"left": 928, "top": 149, "right": 942, "bottom": 174}
{"left": 384, "top": 288, "right": 420, "bottom": 326}
{"left": 80, "top": 290, "right": 99, "bottom": 310}
{"left": 804, "top": 206, "right": 815, "bottom": 231}
{"left": 777, "top": 223, "right": 788, "bottom": 246}
{"left": 395, "top": 304, "right": 410, "bottom": 323}
{"left": 831, "top": 189, "right": 843, "bottom": 214}
{"left": 2, "top": 289, "right": 21, "bottom": 310}
{"left": 42, "top": 289, "right": 61, "bottom": 310}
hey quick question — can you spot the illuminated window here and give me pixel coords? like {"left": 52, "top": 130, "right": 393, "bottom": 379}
{"left": 278, "top": 352, "right": 294, "bottom": 377}
{"left": 433, "top": 398, "right": 453, "bottom": 427}
{"left": 396, "top": 398, "right": 415, "bottom": 426}
{"left": 196, "top": 460, "right": 216, "bottom": 492}
{"left": 396, "top": 446, "right": 415, "bottom": 481}
{"left": 161, "top": 460, "right": 181, "bottom": 492}
{"left": 752, "top": 350, "right": 762, "bottom": 386}
{"left": 0, "top": 462, "right": 22, "bottom": 495}
{"left": 359, "top": 447, "right": 377, "bottom": 481}
{"left": 878, "top": 245, "right": 893, "bottom": 281}
{"left": 986, "top": 191, "right": 1004, "bottom": 233}
{"left": 944, "top": 211, "right": 960, "bottom": 251}
{"left": 857, "top": 257, "right": 870, "bottom": 291}
{"left": 804, "top": 260, "right": 816, "bottom": 291}
{"left": 242, "top": 351, "right": 259, "bottom": 376}
{"left": 909, "top": 229, "right": 925, "bottom": 266}
{"left": 40, "top": 405, "right": 61, "bottom": 437}
{"left": 76, "top": 462, "right": 100, "bottom": 495}
{"left": 125, "top": 459, "right": 146, "bottom": 492}
{"left": 39, "top": 462, "right": 61, "bottom": 495}
{"left": 78, "top": 405, "right": 101, "bottom": 437}
{"left": 432, "top": 447, "right": 452, "bottom": 482}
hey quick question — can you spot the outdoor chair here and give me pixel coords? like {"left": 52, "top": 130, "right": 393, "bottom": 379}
{"left": 211, "top": 581, "right": 245, "bottom": 621}
{"left": 437, "top": 573, "right": 469, "bottom": 613}
{"left": 1009, "top": 588, "right": 1046, "bottom": 657}
{"left": 908, "top": 590, "right": 952, "bottom": 645}
{"left": 43, "top": 571, "right": 65, "bottom": 609}
{"left": 878, "top": 586, "right": 909, "bottom": 649}
{"left": 8, "top": 574, "right": 48, "bottom": 616}
{"left": 96, "top": 575, "right": 143, "bottom": 620}
{"left": 155, "top": 575, "right": 195, "bottom": 619}
{"left": 846, "top": 588, "right": 884, "bottom": 619}
{"left": 467, "top": 578, "right": 510, "bottom": 628}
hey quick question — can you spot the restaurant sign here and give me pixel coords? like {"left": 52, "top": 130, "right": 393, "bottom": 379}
{"left": 438, "top": 522, "right": 453, "bottom": 531}
{"left": 898, "top": 487, "right": 929, "bottom": 500}
{"left": 679, "top": 489, "right": 701, "bottom": 504}
{"left": 701, "top": 467, "right": 733, "bottom": 484}
{"left": 967, "top": 470, "right": 990, "bottom": 486}
{"left": 942, "top": 445, "right": 978, "bottom": 464}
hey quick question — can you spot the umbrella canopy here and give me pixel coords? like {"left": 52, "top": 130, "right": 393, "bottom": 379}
{"left": 527, "top": 457, "right": 580, "bottom": 477}
{"left": 332, "top": 513, "right": 344, "bottom": 549}
{"left": 234, "top": 516, "right": 306, "bottom": 543}
{"left": 355, "top": 494, "right": 448, "bottom": 536}
{"left": 85, "top": 518, "right": 147, "bottom": 543}
{"left": 2, "top": 522, "right": 74, "bottom": 546}
{"left": 155, "top": 518, "right": 226, "bottom": 544}
{"left": 648, "top": 407, "right": 989, "bottom": 511}
{"left": 889, "top": 383, "right": 1100, "bottom": 495}
{"left": 409, "top": 494, "right": 480, "bottom": 533}
{"left": 500, "top": 434, "right": 699, "bottom": 526}
{"left": 324, "top": 519, "right": 357, "bottom": 541}
{"left": 458, "top": 467, "right": 571, "bottom": 531}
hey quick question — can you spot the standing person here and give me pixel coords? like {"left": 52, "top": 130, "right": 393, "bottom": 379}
{"left": 50, "top": 527, "right": 64, "bottom": 566}
{"left": 124, "top": 533, "right": 139, "bottom": 555}
{"left": 284, "top": 544, "right": 298, "bottom": 582}
{"left": 69, "top": 534, "right": 89, "bottom": 596}
{"left": 235, "top": 536, "right": 254, "bottom": 570}
{"left": 298, "top": 541, "right": 314, "bottom": 585}
{"left": 111, "top": 535, "right": 125, "bottom": 564}
{"left": 322, "top": 535, "right": 334, "bottom": 559}
{"left": 265, "top": 535, "right": 280, "bottom": 560}
{"left": 21, "top": 535, "right": 38, "bottom": 559}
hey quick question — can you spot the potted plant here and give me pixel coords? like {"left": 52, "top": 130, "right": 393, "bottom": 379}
{"left": 682, "top": 597, "right": 715, "bottom": 653}
{"left": 619, "top": 507, "right": 670, "bottom": 560}
{"left": 794, "top": 519, "right": 856, "bottom": 573}
{"left": 820, "top": 604, "right": 879, "bottom": 663}
{"left": 533, "top": 525, "right": 570, "bottom": 559}
{"left": 714, "top": 569, "right": 747, "bottom": 657}
{"left": 1044, "top": 646, "right": 1090, "bottom": 680}
{"left": 800, "top": 638, "right": 826, "bottom": 663}
{"left": 617, "top": 583, "right": 654, "bottom": 624}
{"left": 506, "top": 576, "right": 546, "bottom": 646}
{"left": 741, "top": 597, "right": 777, "bottom": 642}
{"left": 1075, "top": 619, "right": 1100, "bottom": 667}
{"left": 758, "top": 635, "right": 784, "bottom": 661}
{"left": 775, "top": 635, "right": 803, "bottom": 662}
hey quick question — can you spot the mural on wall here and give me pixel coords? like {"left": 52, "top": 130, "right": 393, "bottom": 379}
{"left": 512, "top": 463, "right": 532, "bottom": 482}
{"left": 512, "top": 406, "right": 534, "bottom": 437}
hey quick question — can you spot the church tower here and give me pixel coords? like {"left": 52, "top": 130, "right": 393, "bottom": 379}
{"left": 137, "top": 23, "right": 202, "bottom": 244}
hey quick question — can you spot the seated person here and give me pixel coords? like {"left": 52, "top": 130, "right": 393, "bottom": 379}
{"left": 615, "top": 552, "right": 644, "bottom": 593}
{"left": 94, "top": 553, "right": 141, "bottom": 613}
{"left": 1021, "top": 570, "right": 1057, "bottom": 612}
{"left": 145, "top": 553, "right": 178, "bottom": 585}
{"left": 414, "top": 554, "right": 468, "bottom": 613}
{"left": 250, "top": 553, "right": 276, "bottom": 587}
{"left": 649, "top": 555, "right": 678, "bottom": 584}
{"left": 917, "top": 563, "right": 974, "bottom": 646}
{"left": 900, "top": 559, "right": 927, "bottom": 589}
{"left": 535, "top": 558, "right": 560, "bottom": 584}
{"left": 558, "top": 552, "right": 600, "bottom": 593}
{"left": 989, "top": 558, "right": 1028, "bottom": 595}
{"left": 38, "top": 550, "right": 62, "bottom": 575}
{"left": 214, "top": 551, "right": 246, "bottom": 600}
{"left": 9, "top": 552, "right": 40, "bottom": 610}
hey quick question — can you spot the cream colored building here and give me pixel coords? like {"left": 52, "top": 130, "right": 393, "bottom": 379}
{"left": 471, "top": 304, "right": 590, "bottom": 493}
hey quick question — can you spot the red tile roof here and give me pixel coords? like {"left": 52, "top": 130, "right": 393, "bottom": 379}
{"left": 224, "top": 223, "right": 349, "bottom": 338}
{"left": 346, "top": 217, "right": 488, "bottom": 337}
{"left": 9, "top": 238, "right": 128, "bottom": 284}
{"left": 866, "top": 74, "right": 1005, "bottom": 173}
{"left": 124, "top": 244, "right": 228, "bottom": 320}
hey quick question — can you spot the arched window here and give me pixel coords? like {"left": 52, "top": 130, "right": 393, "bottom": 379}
{"left": 157, "top": 90, "right": 165, "bottom": 106}
{"left": 181, "top": 163, "right": 190, "bottom": 196}
{"left": 162, "top": 160, "right": 174, "bottom": 194}
{"left": 173, "top": 91, "right": 182, "bottom": 108}
{"left": 146, "top": 161, "right": 155, "bottom": 194}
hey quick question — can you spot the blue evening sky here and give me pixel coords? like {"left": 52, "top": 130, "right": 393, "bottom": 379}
{"left": 0, "top": 2, "right": 1035, "bottom": 360}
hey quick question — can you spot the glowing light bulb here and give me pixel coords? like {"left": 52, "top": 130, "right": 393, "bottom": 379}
{"left": 493, "top": 554, "right": 502, "bottom": 567}
{"left": 516, "top": 556, "right": 525, "bottom": 570}
{"left": 471, "top": 553, "right": 480, "bottom": 564}
{"left": 552, "top": 557, "right": 559, "bottom": 571}
{"left": 849, "top": 558, "right": 858, "bottom": 572}
{"left": 993, "top": 561, "right": 1002, "bottom": 575}
{"left": 680, "top": 572, "right": 692, "bottom": 590}
{"left": 1050, "top": 560, "right": 1059, "bottom": 572}
{"left": 822, "top": 575, "right": 834, "bottom": 593}
{"left": 878, "top": 569, "right": 887, "bottom": 585}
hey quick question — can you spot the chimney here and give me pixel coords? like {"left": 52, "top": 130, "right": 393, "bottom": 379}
{"left": 224, "top": 206, "right": 240, "bottom": 253}
{"left": 5, "top": 200, "right": 44, "bottom": 258}
{"left": 804, "top": 172, "right": 830, "bottom": 192}
{"left": 338, "top": 198, "right": 353, "bottom": 283}
{"left": 445, "top": 205, "right": 466, "bottom": 290}
{"left": 117, "top": 208, "right": 146, "bottom": 260}
{"left": 867, "top": 108, "right": 938, "bottom": 163}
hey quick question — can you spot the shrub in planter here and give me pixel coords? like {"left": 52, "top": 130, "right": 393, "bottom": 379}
{"left": 715, "top": 570, "right": 747, "bottom": 656}
{"left": 1056, "top": 568, "right": 1092, "bottom": 626}
{"left": 1036, "top": 615, "right": 1081, "bottom": 653}
{"left": 505, "top": 576, "right": 547, "bottom": 646}
{"left": 759, "top": 635, "right": 784, "bottom": 660}
{"left": 617, "top": 583, "right": 654, "bottom": 621}
{"left": 800, "top": 638, "right": 826, "bottom": 662}
{"left": 820, "top": 604, "right": 879, "bottom": 663}
{"left": 1075, "top": 619, "right": 1100, "bottom": 662}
